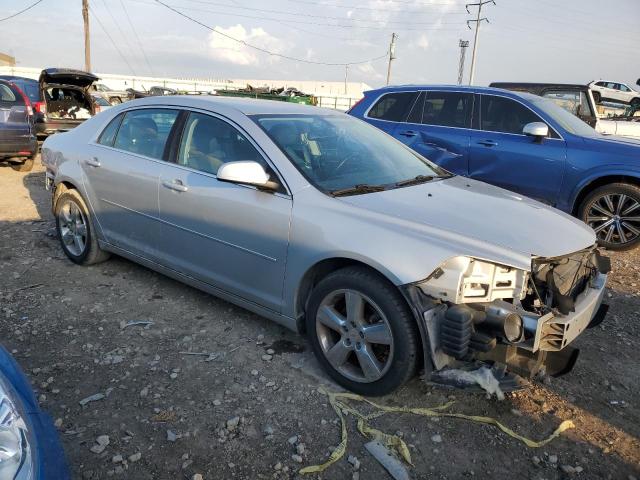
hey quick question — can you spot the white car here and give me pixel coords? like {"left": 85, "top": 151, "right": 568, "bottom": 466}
{"left": 589, "top": 80, "right": 640, "bottom": 107}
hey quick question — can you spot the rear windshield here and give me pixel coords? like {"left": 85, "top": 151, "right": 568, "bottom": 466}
{"left": 10, "top": 80, "right": 40, "bottom": 103}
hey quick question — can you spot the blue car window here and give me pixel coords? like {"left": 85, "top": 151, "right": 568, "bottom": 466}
{"left": 480, "top": 95, "right": 542, "bottom": 135}
{"left": 367, "top": 91, "right": 418, "bottom": 122}
{"left": 422, "top": 91, "right": 473, "bottom": 128}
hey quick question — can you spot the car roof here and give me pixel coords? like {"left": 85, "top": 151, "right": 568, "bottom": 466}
{"left": 365, "top": 84, "right": 538, "bottom": 100}
{"left": 125, "top": 95, "right": 340, "bottom": 116}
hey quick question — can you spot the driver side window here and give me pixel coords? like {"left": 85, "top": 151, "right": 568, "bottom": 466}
{"left": 177, "top": 112, "right": 266, "bottom": 176}
{"left": 480, "top": 96, "right": 543, "bottom": 135}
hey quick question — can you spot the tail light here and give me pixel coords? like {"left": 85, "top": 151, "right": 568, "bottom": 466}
{"left": 95, "top": 104, "right": 101, "bottom": 114}
{"left": 34, "top": 101, "right": 46, "bottom": 114}
{"left": 10, "top": 82, "right": 33, "bottom": 116}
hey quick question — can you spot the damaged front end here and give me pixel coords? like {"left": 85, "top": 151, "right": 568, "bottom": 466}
{"left": 404, "top": 246, "right": 610, "bottom": 384}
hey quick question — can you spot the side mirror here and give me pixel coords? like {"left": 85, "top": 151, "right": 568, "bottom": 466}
{"left": 217, "top": 161, "right": 279, "bottom": 191}
{"left": 523, "top": 122, "right": 549, "bottom": 142}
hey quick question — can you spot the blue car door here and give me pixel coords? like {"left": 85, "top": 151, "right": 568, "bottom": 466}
{"left": 468, "top": 94, "right": 566, "bottom": 205}
{"left": 391, "top": 90, "right": 473, "bottom": 175}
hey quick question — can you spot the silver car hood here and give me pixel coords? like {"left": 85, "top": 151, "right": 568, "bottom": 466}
{"left": 340, "top": 175, "right": 595, "bottom": 261}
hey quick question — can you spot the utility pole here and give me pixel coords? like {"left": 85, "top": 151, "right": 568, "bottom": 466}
{"left": 82, "top": 0, "right": 91, "bottom": 71}
{"left": 386, "top": 32, "right": 397, "bottom": 86}
{"left": 344, "top": 64, "right": 349, "bottom": 95}
{"left": 466, "top": 0, "right": 494, "bottom": 85}
{"left": 457, "top": 40, "right": 469, "bottom": 85}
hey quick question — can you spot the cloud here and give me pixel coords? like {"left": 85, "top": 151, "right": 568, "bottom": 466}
{"left": 208, "top": 24, "right": 285, "bottom": 66}
{"left": 413, "top": 34, "right": 430, "bottom": 50}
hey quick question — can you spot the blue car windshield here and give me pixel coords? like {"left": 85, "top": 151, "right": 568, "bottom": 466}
{"left": 529, "top": 96, "right": 599, "bottom": 137}
{"left": 252, "top": 114, "right": 448, "bottom": 192}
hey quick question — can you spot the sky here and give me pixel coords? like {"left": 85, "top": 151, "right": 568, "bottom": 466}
{"left": 1, "top": 0, "right": 638, "bottom": 89}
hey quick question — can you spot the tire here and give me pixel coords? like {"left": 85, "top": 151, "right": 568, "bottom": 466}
{"left": 631, "top": 97, "right": 640, "bottom": 108}
{"left": 108, "top": 97, "right": 122, "bottom": 105}
{"left": 592, "top": 91, "right": 601, "bottom": 104}
{"left": 55, "top": 189, "right": 110, "bottom": 265}
{"left": 578, "top": 182, "right": 640, "bottom": 251}
{"left": 10, "top": 156, "right": 34, "bottom": 172}
{"left": 305, "top": 266, "right": 419, "bottom": 396}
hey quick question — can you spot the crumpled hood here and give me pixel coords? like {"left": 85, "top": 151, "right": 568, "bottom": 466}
{"left": 341, "top": 176, "right": 595, "bottom": 260}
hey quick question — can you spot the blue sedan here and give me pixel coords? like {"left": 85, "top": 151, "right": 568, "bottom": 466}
{"left": 0, "top": 345, "right": 70, "bottom": 479}
{"left": 349, "top": 85, "right": 640, "bottom": 250}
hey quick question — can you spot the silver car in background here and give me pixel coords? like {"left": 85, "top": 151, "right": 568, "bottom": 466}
{"left": 41, "top": 96, "right": 609, "bottom": 395}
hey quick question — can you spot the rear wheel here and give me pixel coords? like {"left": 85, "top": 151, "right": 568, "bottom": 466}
{"left": 10, "top": 156, "right": 34, "bottom": 172}
{"left": 108, "top": 97, "right": 122, "bottom": 105}
{"left": 631, "top": 97, "right": 640, "bottom": 108}
{"left": 55, "top": 189, "right": 110, "bottom": 265}
{"left": 578, "top": 183, "right": 640, "bottom": 251}
{"left": 306, "top": 266, "right": 419, "bottom": 396}
{"left": 591, "top": 91, "right": 601, "bottom": 104}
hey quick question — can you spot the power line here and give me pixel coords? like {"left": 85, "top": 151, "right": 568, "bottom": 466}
{"left": 153, "top": 0, "right": 389, "bottom": 66}
{"left": 132, "top": 0, "right": 467, "bottom": 31}
{"left": 120, "top": 0, "right": 156, "bottom": 76}
{"left": 466, "top": 0, "right": 494, "bottom": 85}
{"left": 88, "top": 5, "right": 137, "bottom": 75}
{"left": 0, "top": 0, "right": 45, "bottom": 22}
{"left": 100, "top": 0, "right": 139, "bottom": 62}
{"left": 280, "top": 0, "right": 467, "bottom": 10}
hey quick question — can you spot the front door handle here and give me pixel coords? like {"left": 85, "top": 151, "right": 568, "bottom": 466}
{"left": 162, "top": 179, "right": 188, "bottom": 192}
{"left": 399, "top": 130, "right": 418, "bottom": 137}
{"left": 477, "top": 140, "right": 498, "bottom": 147}
{"left": 85, "top": 157, "right": 101, "bottom": 167}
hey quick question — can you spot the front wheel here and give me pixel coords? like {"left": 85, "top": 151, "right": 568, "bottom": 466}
{"left": 578, "top": 183, "right": 640, "bottom": 251}
{"left": 631, "top": 97, "right": 640, "bottom": 108}
{"left": 306, "top": 266, "right": 419, "bottom": 396}
{"left": 55, "top": 189, "right": 110, "bottom": 265}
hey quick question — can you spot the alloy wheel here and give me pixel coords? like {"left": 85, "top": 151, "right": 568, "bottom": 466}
{"left": 586, "top": 193, "right": 640, "bottom": 245}
{"left": 315, "top": 289, "right": 394, "bottom": 383}
{"left": 59, "top": 200, "right": 88, "bottom": 256}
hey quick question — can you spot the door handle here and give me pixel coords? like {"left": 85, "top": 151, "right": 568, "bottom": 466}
{"left": 162, "top": 179, "right": 188, "bottom": 192}
{"left": 477, "top": 140, "right": 498, "bottom": 147}
{"left": 85, "top": 157, "right": 101, "bottom": 167}
{"left": 399, "top": 130, "right": 418, "bottom": 137}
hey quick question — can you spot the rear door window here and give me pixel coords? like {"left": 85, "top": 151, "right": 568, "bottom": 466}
{"left": 113, "top": 109, "right": 179, "bottom": 160}
{"left": 367, "top": 91, "right": 418, "bottom": 122}
{"left": 97, "top": 113, "right": 124, "bottom": 146}
{"left": 421, "top": 91, "right": 473, "bottom": 128}
{"left": 480, "top": 95, "right": 543, "bottom": 135}
{"left": 0, "top": 83, "right": 17, "bottom": 103}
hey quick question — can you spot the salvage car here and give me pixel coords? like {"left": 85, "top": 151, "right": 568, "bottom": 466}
{"left": 0, "top": 343, "right": 70, "bottom": 478}
{"left": 490, "top": 82, "right": 640, "bottom": 140}
{"left": 349, "top": 85, "right": 640, "bottom": 250}
{"left": 589, "top": 80, "right": 640, "bottom": 106}
{"left": 41, "top": 97, "right": 609, "bottom": 395}
{"left": 90, "top": 83, "right": 129, "bottom": 105}
{"left": 0, "top": 79, "right": 38, "bottom": 171}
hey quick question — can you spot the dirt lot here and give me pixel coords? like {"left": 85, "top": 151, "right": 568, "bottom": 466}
{"left": 0, "top": 160, "right": 639, "bottom": 479}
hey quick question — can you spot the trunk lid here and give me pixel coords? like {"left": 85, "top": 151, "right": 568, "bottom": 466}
{"left": 39, "top": 68, "right": 99, "bottom": 90}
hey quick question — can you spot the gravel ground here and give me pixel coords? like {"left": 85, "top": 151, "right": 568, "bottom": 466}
{"left": 1, "top": 160, "right": 639, "bottom": 479}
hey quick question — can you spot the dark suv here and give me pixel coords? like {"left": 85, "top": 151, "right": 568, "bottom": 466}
{"left": 0, "top": 79, "right": 37, "bottom": 171}
{"left": 0, "top": 68, "right": 98, "bottom": 139}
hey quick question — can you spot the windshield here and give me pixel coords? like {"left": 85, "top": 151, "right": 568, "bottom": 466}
{"left": 252, "top": 114, "right": 448, "bottom": 193}
{"left": 529, "top": 95, "right": 599, "bottom": 137}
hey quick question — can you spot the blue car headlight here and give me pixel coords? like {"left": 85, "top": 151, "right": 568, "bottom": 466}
{"left": 0, "top": 374, "right": 34, "bottom": 480}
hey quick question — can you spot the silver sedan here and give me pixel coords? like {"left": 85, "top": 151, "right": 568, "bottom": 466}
{"left": 42, "top": 96, "right": 608, "bottom": 395}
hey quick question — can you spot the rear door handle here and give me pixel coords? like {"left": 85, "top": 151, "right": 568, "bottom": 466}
{"left": 399, "top": 130, "right": 418, "bottom": 137}
{"left": 85, "top": 157, "right": 101, "bottom": 167}
{"left": 162, "top": 179, "right": 188, "bottom": 192}
{"left": 477, "top": 140, "right": 498, "bottom": 147}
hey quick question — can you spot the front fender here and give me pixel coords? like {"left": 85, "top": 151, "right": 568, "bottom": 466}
{"left": 566, "top": 166, "right": 640, "bottom": 212}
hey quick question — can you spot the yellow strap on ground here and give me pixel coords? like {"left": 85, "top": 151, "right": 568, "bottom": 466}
{"left": 299, "top": 387, "right": 575, "bottom": 475}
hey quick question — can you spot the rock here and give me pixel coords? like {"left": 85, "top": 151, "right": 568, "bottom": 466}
{"left": 561, "top": 465, "right": 576, "bottom": 474}
{"left": 274, "top": 462, "right": 282, "bottom": 471}
{"left": 263, "top": 425, "right": 274, "bottom": 436}
{"left": 54, "top": 418, "right": 63, "bottom": 428}
{"left": 212, "top": 399, "right": 221, "bottom": 406}
{"left": 261, "top": 354, "right": 273, "bottom": 361}
{"left": 251, "top": 369, "right": 259, "bottom": 376}
{"left": 128, "top": 452, "right": 142, "bottom": 463}
{"left": 167, "top": 430, "right": 177, "bottom": 442}
{"left": 548, "top": 454, "right": 558, "bottom": 464}
{"left": 296, "top": 443, "right": 305, "bottom": 455}
{"left": 226, "top": 416, "right": 241, "bottom": 431}
{"left": 288, "top": 435, "right": 298, "bottom": 445}
{"left": 365, "top": 441, "right": 409, "bottom": 480}
{"left": 348, "top": 455, "right": 361, "bottom": 470}
{"left": 431, "top": 434, "right": 442, "bottom": 443}
{"left": 97, "top": 435, "right": 110, "bottom": 446}
{"left": 90, "top": 444, "right": 106, "bottom": 454}
{"left": 532, "top": 455, "right": 541, "bottom": 466}
{"left": 266, "top": 349, "right": 275, "bottom": 355}
{"left": 139, "top": 387, "right": 149, "bottom": 398}
{"left": 79, "top": 393, "right": 105, "bottom": 406}
{"left": 170, "top": 372, "right": 178, "bottom": 379}
{"left": 292, "top": 454, "right": 303, "bottom": 463}
{"left": 112, "top": 455, "right": 123, "bottom": 463}
{"left": 575, "top": 466, "right": 583, "bottom": 473}
{"left": 192, "top": 475, "right": 203, "bottom": 480}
